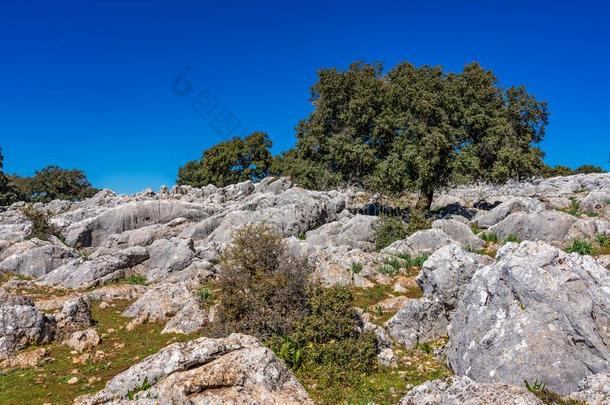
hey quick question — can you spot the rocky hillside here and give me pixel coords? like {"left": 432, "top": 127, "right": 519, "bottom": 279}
{"left": 1, "top": 173, "right": 609, "bottom": 404}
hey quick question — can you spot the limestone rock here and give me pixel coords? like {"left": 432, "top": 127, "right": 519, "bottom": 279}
{"left": 74, "top": 334, "right": 313, "bottom": 405}
{"left": 382, "top": 229, "right": 454, "bottom": 256}
{"left": 65, "top": 328, "right": 101, "bottom": 352}
{"left": 0, "top": 239, "right": 78, "bottom": 277}
{"left": 446, "top": 241, "right": 610, "bottom": 394}
{"left": 399, "top": 376, "right": 543, "bottom": 405}
{"left": 568, "top": 373, "right": 610, "bottom": 405}
{"left": 305, "top": 214, "right": 379, "bottom": 251}
{"left": 488, "top": 210, "right": 577, "bottom": 242}
{"left": 472, "top": 197, "right": 545, "bottom": 229}
{"left": 431, "top": 219, "right": 484, "bottom": 250}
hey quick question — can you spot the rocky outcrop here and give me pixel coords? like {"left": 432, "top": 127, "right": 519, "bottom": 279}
{"left": 472, "top": 197, "right": 545, "bottom": 229}
{"left": 382, "top": 229, "right": 455, "bottom": 256}
{"left": 568, "top": 373, "right": 610, "bottom": 405}
{"left": 74, "top": 334, "right": 312, "bottom": 404}
{"left": 0, "top": 238, "right": 78, "bottom": 277}
{"left": 446, "top": 241, "right": 610, "bottom": 394}
{"left": 431, "top": 219, "right": 484, "bottom": 249}
{"left": 386, "top": 245, "right": 491, "bottom": 347}
{"left": 305, "top": 214, "right": 379, "bottom": 251}
{"left": 40, "top": 246, "right": 149, "bottom": 288}
{"left": 399, "top": 376, "right": 543, "bottom": 405}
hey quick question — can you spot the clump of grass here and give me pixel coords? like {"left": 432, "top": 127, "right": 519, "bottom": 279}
{"left": 377, "top": 264, "right": 397, "bottom": 276}
{"left": 470, "top": 223, "right": 481, "bottom": 234}
{"left": 374, "top": 216, "right": 407, "bottom": 251}
{"left": 125, "top": 274, "right": 147, "bottom": 285}
{"left": 479, "top": 232, "right": 498, "bottom": 243}
{"left": 565, "top": 239, "right": 593, "bottom": 255}
{"left": 376, "top": 253, "right": 428, "bottom": 277}
{"left": 595, "top": 233, "right": 609, "bottom": 248}
{"left": 127, "top": 377, "right": 152, "bottom": 400}
{"left": 525, "top": 379, "right": 585, "bottom": 405}
{"left": 503, "top": 234, "right": 521, "bottom": 244}
{"left": 198, "top": 286, "right": 215, "bottom": 307}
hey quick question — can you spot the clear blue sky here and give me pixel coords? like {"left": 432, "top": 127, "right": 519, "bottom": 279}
{"left": 1, "top": 0, "right": 608, "bottom": 194}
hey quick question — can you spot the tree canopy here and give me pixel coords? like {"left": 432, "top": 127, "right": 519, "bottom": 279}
{"left": 177, "top": 131, "right": 273, "bottom": 188}
{"left": 275, "top": 61, "right": 549, "bottom": 209}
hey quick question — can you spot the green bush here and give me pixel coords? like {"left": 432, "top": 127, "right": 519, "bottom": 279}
{"left": 565, "top": 239, "right": 593, "bottom": 256}
{"left": 198, "top": 287, "right": 215, "bottom": 306}
{"left": 596, "top": 233, "right": 609, "bottom": 248}
{"left": 125, "top": 274, "right": 147, "bottom": 285}
{"left": 406, "top": 210, "right": 432, "bottom": 235}
{"left": 209, "top": 224, "right": 311, "bottom": 339}
{"left": 21, "top": 205, "right": 62, "bottom": 241}
{"left": 375, "top": 216, "right": 407, "bottom": 250}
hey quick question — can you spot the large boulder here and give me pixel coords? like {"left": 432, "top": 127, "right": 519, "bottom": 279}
{"left": 144, "top": 237, "right": 195, "bottom": 281}
{"left": 0, "top": 292, "right": 53, "bottom": 359}
{"left": 40, "top": 246, "right": 149, "bottom": 289}
{"left": 431, "top": 219, "right": 484, "bottom": 250}
{"left": 382, "top": 229, "right": 454, "bottom": 256}
{"left": 447, "top": 241, "right": 610, "bottom": 394}
{"left": 0, "top": 238, "right": 78, "bottom": 277}
{"left": 568, "top": 373, "right": 610, "bottom": 405}
{"left": 64, "top": 200, "right": 215, "bottom": 248}
{"left": 305, "top": 214, "right": 378, "bottom": 251}
{"left": 399, "top": 376, "right": 543, "bottom": 405}
{"left": 74, "top": 334, "right": 312, "bottom": 404}
{"left": 472, "top": 197, "right": 545, "bottom": 229}
{"left": 488, "top": 210, "right": 577, "bottom": 242}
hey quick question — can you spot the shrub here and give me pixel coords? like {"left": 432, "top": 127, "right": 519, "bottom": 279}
{"left": 565, "top": 239, "right": 593, "bottom": 256}
{"left": 21, "top": 205, "right": 62, "bottom": 241}
{"left": 374, "top": 216, "right": 407, "bottom": 250}
{"left": 209, "top": 224, "right": 311, "bottom": 339}
{"left": 470, "top": 223, "right": 481, "bottom": 234}
{"left": 198, "top": 287, "right": 215, "bottom": 306}
{"left": 525, "top": 379, "right": 585, "bottom": 405}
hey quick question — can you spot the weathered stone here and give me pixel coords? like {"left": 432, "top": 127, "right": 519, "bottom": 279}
{"left": 122, "top": 282, "right": 198, "bottom": 326}
{"left": 432, "top": 219, "right": 484, "bottom": 250}
{"left": 447, "top": 241, "right": 610, "bottom": 394}
{"left": 399, "top": 376, "right": 543, "bottom": 405}
{"left": 74, "top": 334, "right": 312, "bottom": 405}
{"left": 385, "top": 298, "right": 449, "bottom": 347}
{"left": 488, "top": 210, "right": 577, "bottom": 242}
{"left": 40, "top": 246, "right": 149, "bottom": 288}
{"left": 472, "top": 197, "right": 545, "bottom": 229}
{"left": 0, "top": 239, "right": 78, "bottom": 277}
{"left": 144, "top": 237, "right": 195, "bottom": 281}
{"left": 382, "top": 229, "right": 454, "bottom": 256}
{"left": 568, "top": 373, "right": 610, "bottom": 405}
{"left": 305, "top": 214, "right": 379, "bottom": 251}
{"left": 65, "top": 328, "right": 101, "bottom": 352}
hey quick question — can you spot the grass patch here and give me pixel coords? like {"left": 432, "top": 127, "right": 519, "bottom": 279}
{"left": 479, "top": 232, "right": 498, "bottom": 243}
{"left": 503, "top": 234, "right": 522, "bottom": 244}
{"left": 0, "top": 300, "right": 196, "bottom": 405}
{"left": 375, "top": 216, "right": 407, "bottom": 251}
{"left": 565, "top": 239, "right": 594, "bottom": 256}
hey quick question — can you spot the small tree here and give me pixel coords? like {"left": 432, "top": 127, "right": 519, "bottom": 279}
{"left": 0, "top": 148, "right": 21, "bottom": 206}
{"left": 177, "top": 132, "right": 273, "bottom": 187}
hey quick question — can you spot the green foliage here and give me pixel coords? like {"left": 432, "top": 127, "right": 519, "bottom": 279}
{"left": 596, "top": 233, "right": 609, "bottom": 248}
{"left": 406, "top": 210, "right": 432, "bottom": 235}
{"left": 275, "top": 336, "right": 304, "bottom": 369}
{"left": 12, "top": 165, "right": 97, "bottom": 203}
{"left": 209, "top": 224, "right": 311, "bottom": 339}
{"left": 287, "top": 60, "right": 548, "bottom": 207}
{"left": 543, "top": 164, "right": 606, "bottom": 178}
{"left": 124, "top": 274, "right": 147, "bottom": 285}
{"left": 198, "top": 286, "right": 215, "bottom": 306}
{"left": 0, "top": 147, "right": 22, "bottom": 206}
{"left": 503, "top": 234, "right": 522, "bottom": 244}
{"left": 470, "top": 222, "right": 481, "bottom": 234}
{"left": 525, "top": 380, "right": 585, "bottom": 405}
{"left": 375, "top": 215, "right": 407, "bottom": 250}
{"left": 565, "top": 239, "right": 593, "bottom": 255}
{"left": 271, "top": 150, "right": 342, "bottom": 190}
{"left": 20, "top": 205, "right": 62, "bottom": 241}
{"left": 127, "top": 377, "right": 152, "bottom": 400}
{"left": 177, "top": 132, "right": 273, "bottom": 187}
{"left": 479, "top": 232, "right": 499, "bottom": 243}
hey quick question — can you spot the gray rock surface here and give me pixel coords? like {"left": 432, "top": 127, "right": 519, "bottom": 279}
{"left": 488, "top": 210, "right": 577, "bottom": 242}
{"left": 447, "top": 241, "right": 610, "bottom": 394}
{"left": 399, "top": 376, "right": 543, "bottom": 405}
{"left": 305, "top": 214, "right": 378, "bottom": 251}
{"left": 0, "top": 238, "right": 78, "bottom": 277}
{"left": 40, "top": 246, "right": 149, "bottom": 288}
{"left": 144, "top": 237, "right": 195, "bottom": 281}
{"left": 431, "top": 219, "right": 484, "bottom": 250}
{"left": 382, "top": 229, "right": 454, "bottom": 256}
{"left": 74, "top": 334, "right": 312, "bottom": 405}
{"left": 568, "top": 373, "right": 610, "bottom": 405}
{"left": 472, "top": 197, "right": 545, "bottom": 229}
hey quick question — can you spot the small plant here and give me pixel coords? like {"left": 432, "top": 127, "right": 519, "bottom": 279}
{"left": 479, "top": 232, "right": 499, "bottom": 243}
{"left": 20, "top": 205, "right": 62, "bottom": 241}
{"left": 385, "top": 257, "right": 404, "bottom": 271}
{"left": 503, "top": 234, "right": 521, "bottom": 244}
{"left": 277, "top": 336, "right": 303, "bottom": 369}
{"left": 406, "top": 209, "right": 432, "bottom": 235}
{"left": 565, "top": 239, "right": 593, "bottom": 255}
{"left": 595, "top": 233, "right": 609, "bottom": 247}
{"left": 525, "top": 379, "right": 546, "bottom": 394}
{"left": 374, "top": 216, "right": 407, "bottom": 250}
{"left": 125, "top": 274, "right": 147, "bottom": 285}
{"left": 198, "top": 287, "right": 215, "bottom": 306}
{"left": 567, "top": 196, "right": 581, "bottom": 216}
{"left": 525, "top": 379, "right": 585, "bottom": 405}
{"left": 127, "top": 377, "right": 152, "bottom": 400}
{"left": 417, "top": 342, "right": 433, "bottom": 354}
{"left": 377, "top": 264, "right": 397, "bottom": 276}
{"left": 350, "top": 262, "right": 363, "bottom": 275}
{"left": 470, "top": 223, "right": 481, "bottom": 234}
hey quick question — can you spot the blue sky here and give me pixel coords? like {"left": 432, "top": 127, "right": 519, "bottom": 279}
{"left": 1, "top": 0, "right": 608, "bottom": 194}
